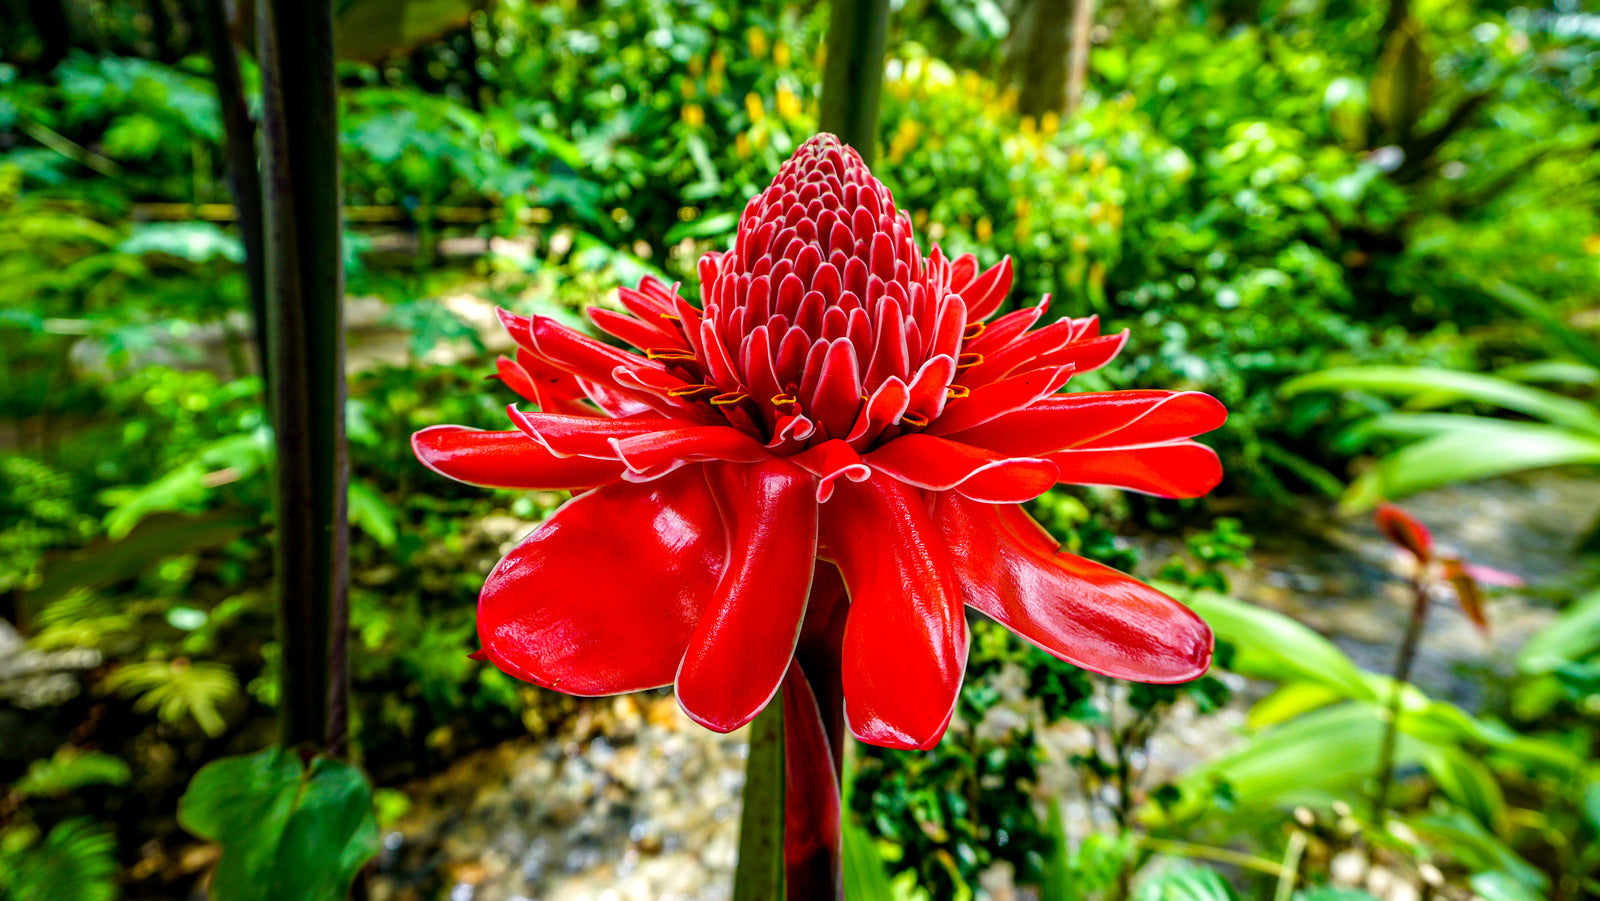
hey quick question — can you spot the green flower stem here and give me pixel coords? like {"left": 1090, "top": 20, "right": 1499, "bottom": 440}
{"left": 734, "top": 694, "right": 786, "bottom": 900}
{"left": 1373, "top": 572, "right": 1429, "bottom": 822}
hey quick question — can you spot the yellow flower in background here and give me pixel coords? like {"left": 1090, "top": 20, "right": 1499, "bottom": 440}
{"left": 976, "top": 217, "right": 993, "bottom": 243}
{"left": 681, "top": 104, "right": 705, "bottom": 129}
{"left": 1089, "top": 260, "right": 1106, "bottom": 290}
{"left": 773, "top": 41, "right": 791, "bottom": 68}
{"left": 688, "top": 57, "right": 705, "bottom": 77}
{"left": 912, "top": 208, "right": 929, "bottom": 230}
{"left": 735, "top": 132, "right": 752, "bottom": 159}
{"left": 679, "top": 78, "right": 696, "bottom": 100}
{"left": 1019, "top": 116, "right": 1037, "bottom": 140}
{"left": 1089, "top": 152, "right": 1107, "bottom": 175}
{"left": 710, "top": 50, "right": 727, "bottom": 73}
{"left": 1067, "top": 150, "right": 1085, "bottom": 172}
{"left": 1584, "top": 234, "right": 1600, "bottom": 255}
{"left": 886, "top": 119, "right": 922, "bottom": 164}
{"left": 750, "top": 126, "right": 770, "bottom": 150}
{"left": 747, "top": 27, "right": 769, "bottom": 59}
{"left": 745, "top": 92, "right": 766, "bottom": 124}
{"left": 1071, "top": 234, "right": 1091, "bottom": 254}
{"left": 1107, "top": 204, "right": 1124, "bottom": 229}
{"left": 776, "top": 85, "right": 802, "bottom": 121}
{"left": 707, "top": 71, "right": 725, "bottom": 96}
{"left": 1040, "top": 111, "right": 1061, "bottom": 136}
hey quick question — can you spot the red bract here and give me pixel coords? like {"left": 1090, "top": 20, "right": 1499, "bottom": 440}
{"left": 413, "top": 134, "right": 1225, "bottom": 750}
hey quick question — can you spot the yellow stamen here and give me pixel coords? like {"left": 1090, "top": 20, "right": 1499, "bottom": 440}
{"left": 956, "top": 352, "right": 984, "bottom": 370}
{"left": 668, "top": 384, "right": 719, "bottom": 398}
{"left": 963, "top": 321, "right": 986, "bottom": 339}
{"left": 899, "top": 411, "right": 929, "bottom": 427}
{"left": 945, "top": 384, "right": 971, "bottom": 399}
{"left": 710, "top": 392, "right": 750, "bottom": 406}
{"left": 647, "top": 348, "right": 697, "bottom": 362}
{"left": 771, "top": 393, "right": 798, "bottom": 406}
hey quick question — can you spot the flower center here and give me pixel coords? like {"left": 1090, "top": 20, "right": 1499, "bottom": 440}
{"left": 663, "top": 134, "right": 971, "bottom": 451}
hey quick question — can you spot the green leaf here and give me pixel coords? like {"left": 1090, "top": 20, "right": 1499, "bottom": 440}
{"left": 1162, "top": 585, "right": 1373, "bottom": 701}
{"left": 28, "top": 508, "right": 258, "bottom": 608}
{"left": 103, "top": 659, "right": 239, "bottom": 736}
{"left": 1422, "top": 746, "right": 1507, "bottom": 834}
{"left": 3, "top": 818, "right": 119, "bottom": 901}
{"left": 733, "top": 699, "right": 785, "bottom": 901}
{"left": 348, "top": 481, "right": 397, "bottom": 548}
{"left": 1293, "top": 889, "right": 1381, "bottom": 901}
{"left": 15, "top": 748, "right": 131, "bottom": 798}
{"left": 1282, "top": 366, "right": 1600, "bottom": 435}
{"left": 178, "top": 749, "right": 380, "bottom": 901}
{"left": 119, "top": 222, "right": 244, "bottom": 264}
{"left": 1480, "top": 280, "right": 1600, "bottom": 372}
{"left": 1359, "top": 422, "right": 1600, "bottom": 503}
{"left": 842, "top": 816, "right": 900, "bottom": 901}
{"left": 1518, "top": 588, "right": 1600, "bottom": 673}
{"left": 1177, "top": 703, "right": 1422, "bottom": 813}
{"left": 1581, "top": 781, "right": 1600, "bottom": 833}
{"left": 1135, "top": 866, "right": 1237, "bottom": 901}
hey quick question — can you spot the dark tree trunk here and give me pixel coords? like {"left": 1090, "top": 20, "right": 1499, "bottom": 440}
{"left": 186, "top": 0, "right": 269, "bottom": 398}
{"left": 1008, "top": 0, "right": 1072, "bottom": 119}
{"left": 257, "top": 0, "right": 350, "bottom": 755}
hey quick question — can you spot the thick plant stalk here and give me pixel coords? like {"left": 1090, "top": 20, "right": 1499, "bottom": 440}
{"left": 257, "top": 0, "right": 350, "bottom": 754}
{"left": 818, "top": 0, "right": 890, "bottom": 166}
{"left": 186, "top": 0, "right": 269, "bottom": 400}
{"left": 733, "top": 693, "right": 786, "bottom": 899}
{"left": 1372, "top": 574, "right": 1429, "bottom": 822}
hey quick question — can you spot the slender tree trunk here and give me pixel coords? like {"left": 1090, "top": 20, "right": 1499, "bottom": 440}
{"left": 1009, "top": 0, "right": 1071, "bottom": 119}
{"left": 1065, "top": 0, "right": 1097, "bottom": 114}
{"left": 818, "top": 0, "right": 890, "bottom": 167}
{"left": 187, "top": 0, "right": 269, "bottom": 398}
{"left": 257, "top": 0, "right": 350, "bottom": 754}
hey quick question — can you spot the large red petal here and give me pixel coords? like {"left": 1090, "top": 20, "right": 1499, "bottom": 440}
{"left": 866, "top": 434, "right": 1058, "bottom": 503}
{"left": 1049, "top": 441, "right": 1223, "bottom": 498}
{"left": 823, "top": 476, "right": 968, "bottom": 750}
{"left": 676, "top": 461, "right": 818, "bottom": 732}
{"left": 477, "top": 468, "right": 724, "bottom": 694}
{"left": 412, "top": 426, "right": 624, "bottom": 489}
{"left": 943, "top": 390, "right": 1227, "bottom": 457}
{"left": 507, "top": 407, "right": 678, "bottom": 458}
{"left": 934, "top": 495, "right": 1212, "bottom": 682}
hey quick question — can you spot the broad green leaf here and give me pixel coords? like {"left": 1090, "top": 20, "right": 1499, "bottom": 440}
{"left": 28, "top": 508, "right": 258, "bottom": 607}
{"left": 1247, "top": 682, "right": 1344, "bottom": 730}
{"left": 1160, "top": 585, "right": 1373, "bottom": 701}
{"left": 349, "top": 481, "right": 398, "bottom": 548}
{"left": 1422, "top": 747, "right": 1506, "bottom": 834}
{"left": 1481, "top": 280, "right": 1600, "bottom": 371}
{"left": 1582, "top": 780, "right": 1600, "bottom": 833}
{"left": 1518, "top": 588, "right": 1600, "bottom": 673}
{"left": 1282, "top": 366, "right": 1600, "bottom": 435}
{"left": 1134, "top": 865, "right": 1237, "bottom": 901}
{"left": 178, "top": 749, "right": 380, "bottom": 901}
{"left": 733, "top": 700, "right": 784, "bottom": 901}
{"left": 15, "top": 748, "right": 131, "bottom": 798}
{"left": 1360, "top": 423, "right": 1600, "bottom": 503}
{"left": 3, "top": 818, "right": 118, "bottom": 901}
{"left": 1411, "top": 809, "right": 1546, "bottom": 896}
{"left": 842, "top": 817, "right": 901, "bottom": 901}
{"left": 1294, "top": 890, "right": 1381, "bottom": 901}
{"left": 1495, "top": 360, "right": 1600, "bottom": 387}
{"left": 1177, "top": 703, "right": 1422, "bottom": 813}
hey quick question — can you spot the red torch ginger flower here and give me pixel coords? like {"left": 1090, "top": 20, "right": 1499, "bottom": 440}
{"left": 413, "top": 134, "right": 1225, "bottom": 750}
